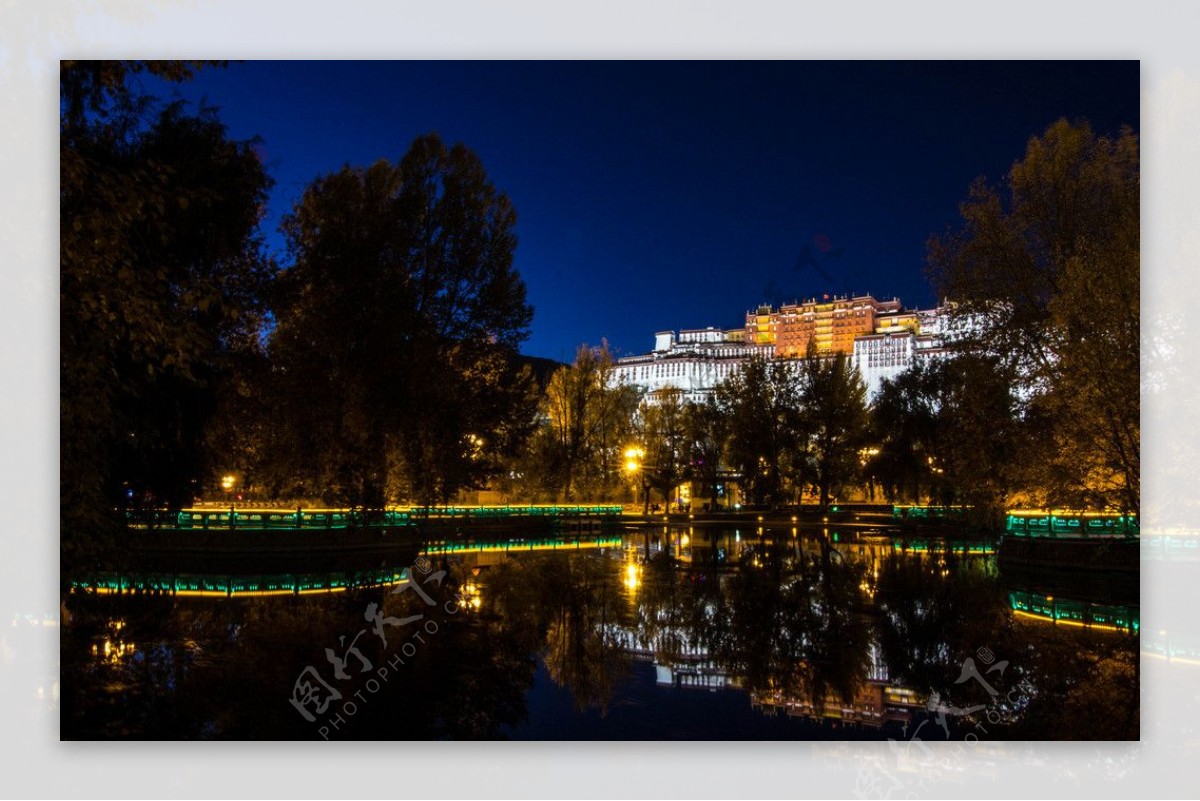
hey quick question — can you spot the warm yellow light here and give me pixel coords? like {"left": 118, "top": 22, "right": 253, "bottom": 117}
{"left": 220, "top": 474, "right": 236, "bottom": 491}
{"left": 623, "top": 562, "right": 641, "bottom": 591}
{"left": 680, "top": 534, "right": 690, "bottom": 548}
{"left": 624, "top": 446, "right": 645, "bottom": 460}
{"left": 625, "top": 460, "right": 639, "bottom": 473}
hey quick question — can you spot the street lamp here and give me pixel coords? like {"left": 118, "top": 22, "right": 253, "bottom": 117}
{"left": 624, "top": 445, "right": 652, "bottom": 515}
{"left": 624, "top": 446, "right": 644, "bottom": 474}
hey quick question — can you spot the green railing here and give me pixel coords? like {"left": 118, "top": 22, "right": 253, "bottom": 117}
{"left": 421, "top": 535, "right": 623, "bottom": 555}
{"left": 891, "top": 505, "right": 969, "bottom": 519}
{"left": 891, "top": 539, "right": 995, "bottom": 555}
{"left": 1004, "top": 510, "right": 1138, "bottom": 538}
{"left": 71, "top": 566, "right": 411, "bottom": 597}
{"left": 124, "top": 504, "right": 624, "bottom": 531}
{"left": 1009, "top": 590, "right": 1138, "bottom": 632}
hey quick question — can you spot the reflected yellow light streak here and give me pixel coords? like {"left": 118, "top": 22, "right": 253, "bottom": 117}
{"left": 1011, "top": 609, "right": 1130, "bottom": 633}
{"left": 623, "top": 562, "right": 641, "bottom": 592}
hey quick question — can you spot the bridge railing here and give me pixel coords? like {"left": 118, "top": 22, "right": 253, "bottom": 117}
{"left": 123, "top": 504, "right": 624, "bottom": 530}
{"left": 892, "top": 505, "right": 971, "bottom": 519}
{"left": 1004, "top": 510, "right": 1138, "bottom": 539}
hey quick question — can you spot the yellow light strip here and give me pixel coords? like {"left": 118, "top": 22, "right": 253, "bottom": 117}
{"left": 1139, "top": 651, "right": 1200, "bottom": 667}
{"left": 1011, "top": 609, "right": 1131, "bottom": 633}
{"left": 422, "top": 541, "right": 619, "bottom": 555}
{"left": 1006, "top": 509, "right": 1136, "bottom": 518}
{"left": 82, "top": 582, "right": 406, "bottom": 598}
{"left": 178, "top": 504, "right": 622, "bottom": 514}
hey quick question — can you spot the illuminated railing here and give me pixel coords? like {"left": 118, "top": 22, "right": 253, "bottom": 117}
{"left": 891, "top": 539, "right": 995, "bottom": 555}
{"left": 407, "top": 504, "right": 623, "bottom": 519}
{"left": 124, "top": 504, "right": 625, "bottom": 531}
{"left": 71, "top": 567, "right": 411, "bottom": 598}
{"left": 892, "top": 505, "right": 970, "bottom": 519}
{"left": 1144, "top": 633, "right": 1200, "bottom": 666}
{"left": 1008, "top": 590, "right": 1138, "bottom": 633}
{"left": 421, "top": 535, "right": 623, "bottom": 555}
{"left": 1004, "top": 509, "right": 1138, "bottom": 539}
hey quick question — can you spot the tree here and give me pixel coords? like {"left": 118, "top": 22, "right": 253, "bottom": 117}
{"left": 636, "top": 387, "right": 689, "bottom": 512}
{"left": 683, "top": 394, "right": 729, "bottom": 511}
{"left": 715, "top": 355, "right": 802, "bottom": 508}
{"left": 867, "top": 363, "right": 940, "bottom": 504}
{"left": 927, "top": 354, "right": 1028, "bottom": 526}
{"left": 928, "top": 119, "right": 1138, "bottom": 515}
{"left": 61, "top": 61, "right": 272, "bottom": 565}
{"left": 268, "top": 134, "right": 535, "bottom": 507}
{"left": 537, "top": 343, "right": 640, "bottom": 501}
{"left": 867, "top": 356, "right": 1026, "bottom": 524}
{"left": 797, "top": 349, "right": 870, "bottom": 513}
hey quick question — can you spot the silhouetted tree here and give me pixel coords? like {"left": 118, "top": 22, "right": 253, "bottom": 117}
{"left": 867, "top": 363, "right": 940, "bottom": 503}
{"left": 61, "top": 60, "right": 272, "bottom": 567}
{"left": 715, "top": 356, "right": 802, "bottom": 508}
{"left": 683, "top": 394, "right": 729, "bottom": 510}
{"left": 267, "top": 134, "right": 535, "bottom": 506}
{"left": 798, "top": 349, "right": 869, "bottom": 512}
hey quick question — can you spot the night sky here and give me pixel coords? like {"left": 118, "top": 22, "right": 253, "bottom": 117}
{"left": 146, "top": 61, "right": 1139, "bottom": 362}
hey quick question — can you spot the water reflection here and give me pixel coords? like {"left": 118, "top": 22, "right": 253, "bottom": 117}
{"left": 61, "top": 525, "right": 1138, "bottom": 739}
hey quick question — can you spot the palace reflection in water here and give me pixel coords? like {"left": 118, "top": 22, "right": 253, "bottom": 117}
{"left": 61, "top": 525, "right": 1138, "bottom": 740}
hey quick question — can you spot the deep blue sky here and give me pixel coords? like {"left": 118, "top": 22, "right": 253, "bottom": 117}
{"left": 146, "top": 61, "right": 1138, "bottom": 362}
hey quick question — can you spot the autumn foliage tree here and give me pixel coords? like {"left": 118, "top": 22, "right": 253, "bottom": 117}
{"left": 531, "top": 343, "right": 640, "bottom": 501}
{"left": 636, "top": 387, "right": 689, "bottom": 512}
{"left": 928, "top": 119, "right": 1139, "bottom": 515}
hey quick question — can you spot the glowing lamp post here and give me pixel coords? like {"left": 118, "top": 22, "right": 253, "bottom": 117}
{"left": 624, "top": 446, "right": 651, "bottom": 515}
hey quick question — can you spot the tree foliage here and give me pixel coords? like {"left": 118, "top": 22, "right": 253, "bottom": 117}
{"left": 532, "top": 343, "right": 639, "bottom": 501}
{"left": 868, "top": 356, "right": 1026, "bottom": 524}
{"left": 266, "top": 134, "right": 536, "bottom": 506}
{"left": 865, "top": 364, "right": 939, "bottom": 503}
{"left": 797, "top": 350, "right": 870, "bottom": 512}
{"left": 636, "top": 387, "right": 689, "bottom": 510}
{"left": 928, "top": 118, "right": 1139, "bottom": 514}
{"left": 61, "top": 60, "right": 272, "bottom": 564}
{"left": 683, "top": 394, "right": 729, "bottom": 510}
{"left": 715, "top": 355, "right": 802, "bottom": 508}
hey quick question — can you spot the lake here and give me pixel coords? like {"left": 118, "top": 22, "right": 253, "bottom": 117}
{"left": 60, "top": 523, "right": 1139, "bottom": 740}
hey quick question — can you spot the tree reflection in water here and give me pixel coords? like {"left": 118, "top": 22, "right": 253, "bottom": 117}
{"left": 487, "top": 553, "right": 632, "bottom": 715}
{"left": 61, "top": 531, "right": 1139, "bottom": 739}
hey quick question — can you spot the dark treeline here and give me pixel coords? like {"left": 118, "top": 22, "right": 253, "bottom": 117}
{"left": 62, "top": 62, "right": 535, "bottom": 570}
{"left": 62, "top": 63, "right": 1138, "bottom": 569}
